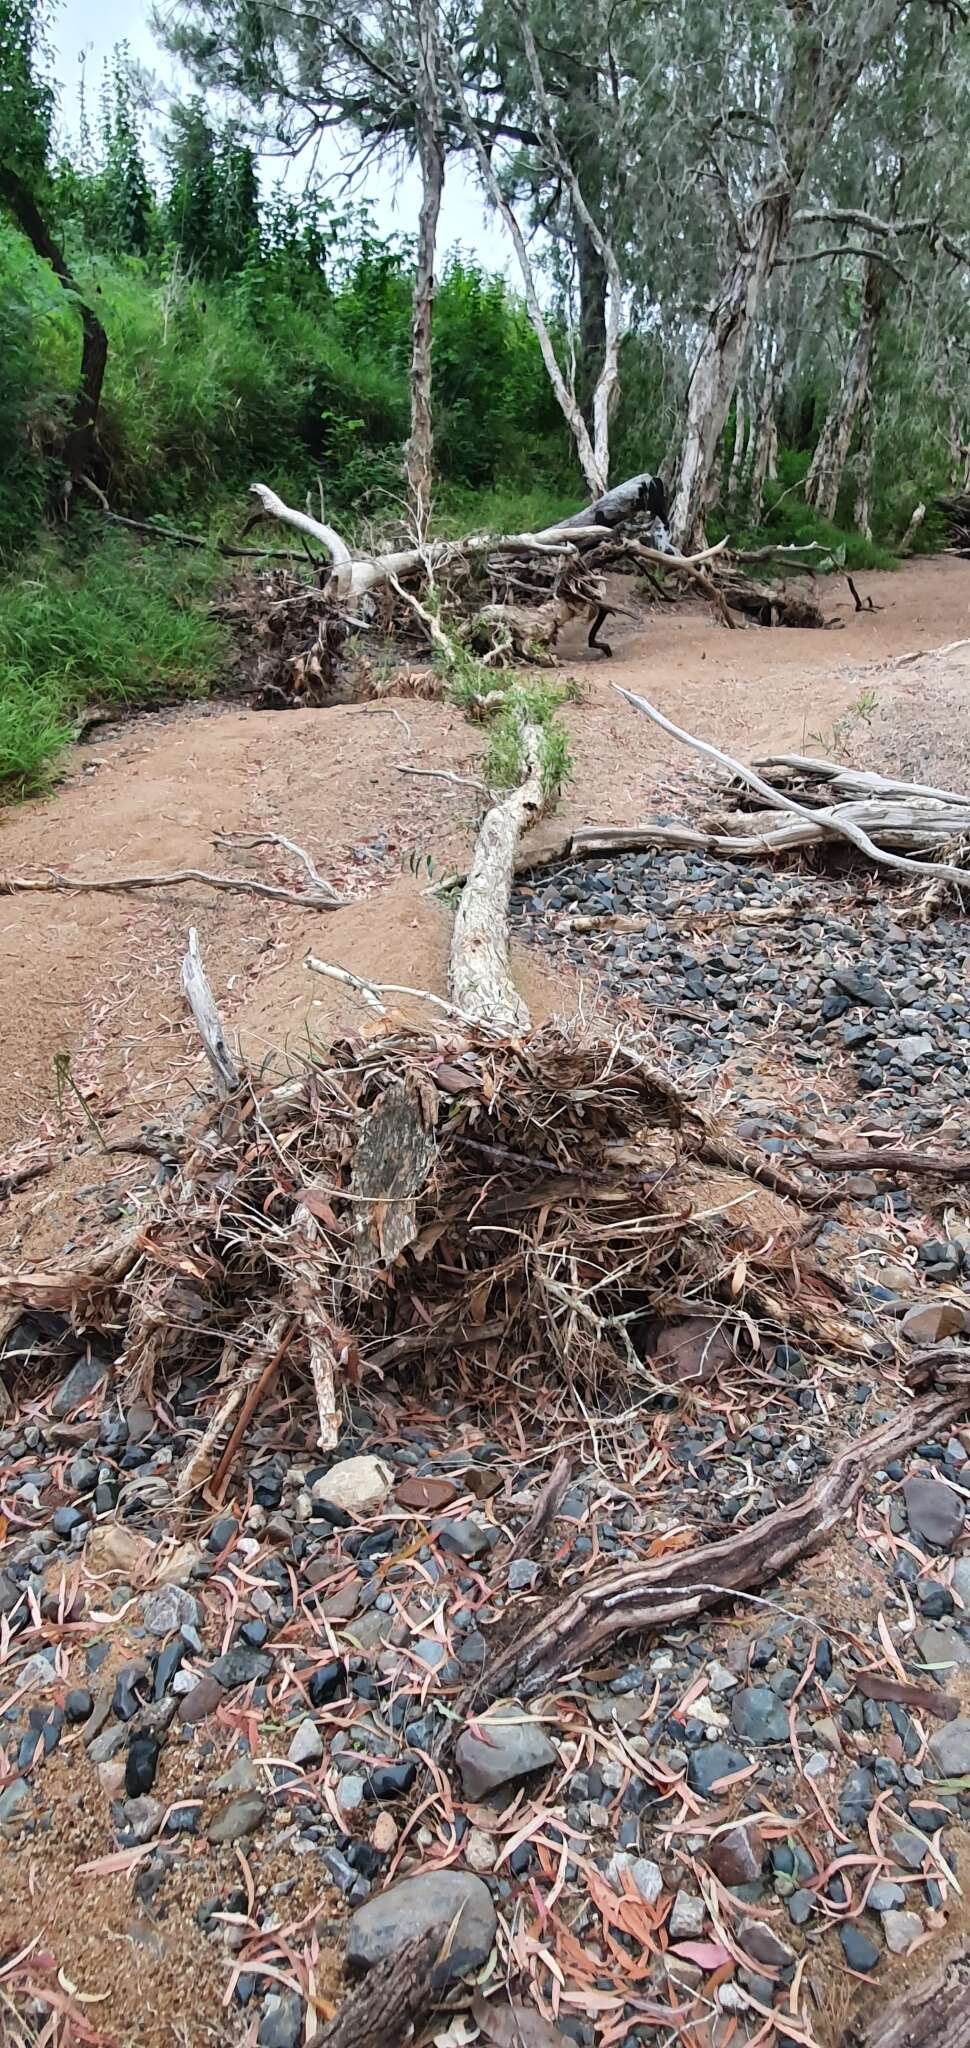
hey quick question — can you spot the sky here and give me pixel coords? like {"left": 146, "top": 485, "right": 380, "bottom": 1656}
{"left": 49, "top": 0, "right": 512, "bottom": 269}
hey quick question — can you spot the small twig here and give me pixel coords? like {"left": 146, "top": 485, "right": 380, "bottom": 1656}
{"left": 305, "top": 953, "right": 481, "bottom": 1023}
{"left": 214, "top": 832, "right": 342, "bottom": 904}
{"left": 507, "top": 1451, "right": 573, "bottom": 1564}
{"left": 394, "top": 763, "right": 486, "bottom": 794}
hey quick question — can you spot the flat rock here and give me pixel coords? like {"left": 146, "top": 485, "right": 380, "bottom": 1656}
{"left": 901, "top": 1302, "right": 967, "bottom": 1347}
{"left": 456, "top": 1703, "right": 556, "bottom": 1802}
{"left": 141, "top": 1586, "right": 199, "bottom": 1637}
{"left": 311, "top": 1457, "right": 393, "bottom": 1517}
{"left": 208, "top": 1792, "right": 266, "bottom": 1844}
{"left": 915, "top": 1624, "right": 970, "bottom": 1672}
{"left": 903, "top": 1474, "right": 965, "bottom": 1550}
{"left": 705, "top": 1823, "right": 764, "bottom": 1887}
{"left": 668, "top": 1891, "right": 706, "bottom": 1940}
{"left": 346, "top": 1869, "right": 496, "bottom": 1980}
{"left": 730, "top": 1686, "right": 790, "bottom": 1746}
{"left": 739, "top": 1922, "right": 794, "bottom": 1970}
{"left": 52, "top": 1353, "right": 108, "bottom": 1418}
{"left": 177, "top": 1675, "right": 225, "bottom": 1725}
{"left": 287, "top": 1718, "right": 324, "bottom": 1766}
{"left": 687, "top": 1743, "right": 750, "bottom": 1798}
{"left": 432, "top": 1515, "right": 493, "bottom": 1560}
{"left": 883, "top": 1910, "right": 922, "bottom": 1955}
{"left": 840, "top": 1925, "right": 880, "bottom": 1973}
{"left": 455, "top": 1704, "right": 556, "bottom": 1799}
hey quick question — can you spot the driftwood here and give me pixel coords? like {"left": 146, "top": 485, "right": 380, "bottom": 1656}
{"left": 181, "top": 928, "right": 241, "bottom": 1098}
{"left": 809, "top": 1143, "right": 970, "bottom": 1181}
{"left": 614, "top": 686, "right": 970, "bottom": 889}
{"left": 307, "top": 1929, "right": 442, "bottom": 2048}
{"left": 449, "top": 719, "right": 544, "bottom": 1032}
{"left": 850, "top": 1941, "right": 970, "bottom": 2047}
{"left": 474, "top": 1389, "right": 965, "bottom": 1703}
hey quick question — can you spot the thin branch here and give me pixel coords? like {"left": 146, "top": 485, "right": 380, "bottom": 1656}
{"left": 214, "top": 832, "right": 342, "bottom": 903}
{"left": 0, "top": 867, "right": 346, "bottom": 911}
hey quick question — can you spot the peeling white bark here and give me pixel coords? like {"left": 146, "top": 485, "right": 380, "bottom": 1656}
{"left": 449, "top": 722, "right": 544, "bottom": 1033}
{"left": 805, "top": 260, "right": 883, "bottom": 521}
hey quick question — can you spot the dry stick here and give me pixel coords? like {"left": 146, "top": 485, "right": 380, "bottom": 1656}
{"left": 305, "top": 953, "right": 477, "bottom": 1023}
{"left": 178, "top": 1314, "right": 296, "bottom": 1506}
{"left": 1, "top": 868, "right": 346, "bottom": 910}
{"left": 809, "top": 1144, "right": 970, "bottom": 1181}
{"left": 753, "top": 753, "right": 970, "bottom": 809}
{"left": 394, "top": 763, "right": 486, "bottom": 794}
{"left": 181, "top": 928, "right": 241, "bottom": 1097}
{"left": 507, "top": 1451, "right": 573, "bottom": 1566}
{"left": 613, "top": 684, "right": 970, "bottom": 889}
{"left": 474, "top": 1389, "right": 966, "bottom": 1704}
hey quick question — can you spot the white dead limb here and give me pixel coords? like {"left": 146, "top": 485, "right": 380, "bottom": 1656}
{"left": 898, "top": 501, "right": 927, "bottom": 555}
{"left": 449, "top": 721, "right": 545, "bottom": 1033}
{"left": 394, "top": 763, "right": 486, "bottom": 793}
{"left": 305, "top": 954, "right": 475, "bottom": 1021}
{"left": 753, "top": 756, "right": 970, "bottom": 809}
{"left": 614, "top": 685, "right": 970, "bottom": 889}
{"left": 290, "top": 1200, "right": 341, "bottom": 1453}
{"left": 181, "top": 928, "right": 241, "bottom": 1097}
{"left": 248, "top": 484, "right": 354, "bottom": 598}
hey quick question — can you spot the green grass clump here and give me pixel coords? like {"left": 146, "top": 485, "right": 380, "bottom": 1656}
{"left": 0, "top": 530, "right": 227, "bottom": 794}
{"left": 478, "top": 678, "right": 574, "bottom": 798}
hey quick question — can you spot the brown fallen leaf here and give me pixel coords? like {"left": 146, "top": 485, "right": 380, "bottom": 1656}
{"left": 471, "top": 1995, "right": 567, "bottom": 2048}
{"left": 855, "top": 1671, "right": 960, "bottom": 1721}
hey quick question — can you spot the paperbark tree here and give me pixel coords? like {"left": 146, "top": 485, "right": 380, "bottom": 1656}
{"left": 668, "top": 0, "right": 935, "bottom": 548}
{"left": 804, "top": 257, "right": 884, "bottom": 520}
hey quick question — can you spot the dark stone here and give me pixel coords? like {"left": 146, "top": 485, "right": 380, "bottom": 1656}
{"left": 839, "top": 1769, "right": 875, "bottom": 1828}
{"left": 125, "top": 1733, "right": 161, "bottom": 1797}
{"left": 154, "top": 1640, "right": 184, "bottom": 1699}
{"left": 730, "top": 1686, "right": 790, "bottom": 1746}
{"left": 308, "top": 1661, "right": 346, "bottom": 1707}
{"left": 112, "top": 1667, "right": 150, "bottom": 1721}
{"left": 64, "top": 1688, "right": 93, "bottom": 1723}
{"left": 840, "top": 1925, "right": 881, "bottom": 1972}
{"left": 209, "top": 1646, "right": 274, "bottom": 1689}
{"left": 345, "top": 1870, "right": 496, "bottom": 1981}
{"left": 362, "top": 1763, "right": 417, "bottom": 1802}
{"left": 52, "top": 1506, "right": 86, "bottom": 1538}
{"left": 687, "top": 1743, "right": 750, "bottom": 1798}
{"left": 208, "top": 1515, "right": 239, "bottom": 1553}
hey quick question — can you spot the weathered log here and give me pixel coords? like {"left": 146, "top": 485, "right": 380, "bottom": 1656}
{"left": 181, "top": 928, "right": 241, "bottom": 1098}
{"left": 472, "top": 1390, "right": 966, "bottom": 1703}
{"left": 449, "top": 721, "right": 544, "bottom": 1033}
{"left": 849, "top": 1942, "right": 970, "bottom": 2048}
{"left": 307, "top": 1929, "right": 441, "bottom": 2048}
{"left": 809, "top": 1143, "right": 970, "bottom": 1182}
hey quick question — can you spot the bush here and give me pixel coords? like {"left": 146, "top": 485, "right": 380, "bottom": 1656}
{"left": 0, "top": 528, "right": 227, "bottom": 792}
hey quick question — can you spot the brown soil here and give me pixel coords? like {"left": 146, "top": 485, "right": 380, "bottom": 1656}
{"left": 0, "top": 557, "right": 966, "bottom": 1175}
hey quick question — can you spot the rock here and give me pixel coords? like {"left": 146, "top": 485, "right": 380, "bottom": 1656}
{"left": 338, "top": 1775, "right": 365, "bottom": 1816}
{"left": 394, "top": 1476, "right": 459, "bottom": 1512}
{"left": 0, "top": 1778, "right": 30, "bottom": 1827}
{"left": 953, "top": 1559, "right": 970, "bottom": 1612}
{"left": 630, "top": 1859, "right": 663, "bottom": 1906}
{"left": 346, "top": 1870, "right": 496, "bottom": 1980}
{"left": 788, "top": 1890, "right": 814, "bottom": 1927}
{"left": 432, "top": 1515, "right": 493, "bottom": 1560}
{"left": 507, "top": 1559, "right": 539, "bottom": 1593}
{"left": 890, "top": 1828, "right": 926, "bottom": 1871}
{"left": 125, "top": 1733, "right": 161, "bottom": 1797}
{"left": 901, "top": 1303, "right": 967, "bottom": 1347}
{"left": 868, "top": 1880, "right": 906, "bottom": 1912}
{"left": 51, "top": 1352, "right": 108, "bottom": 1418}
{"left": 840, "top": 1925, "right": 880, "bottom": 1973}
{"left": 65, "top": 1688, "right": 93, "bottom": 1723}
{"left": 308, "top": 1660, "right": 346, "bottom": 1706}
{"left": 687, "top": 1743, "right": 750, "bottom": 1798}
{"left": 706, "top": 1824, "right": 764, "bottom": 1887}
{"left": 287, "top": 1718, "right": 324, "bottom": 1766}
{"left": 739, "top": 1922, "right": 794, "bottom": 1970}
{"left": 455, "top": 1704, "right": 557, "bottom": 1799}
{"left": 832, "top": 967, "right": 891, "bottom": 1010}
{"left": 669, "top": 1892, "right": 706, "bottom": 1940}
{"left": 141, "top": 1586, "right": 199, "bottom": 1637}
{"left": 465, "top": 1827, "right": 498, "bottom": 1873}
{"left": 915, "top": 1624, "right": 970, "bottom": 1672}
{"left": 882, "top": 1910, "right": 922, "bottom": 1955}
{"left": 209, "top": 1645, "right": 273, "bottom": 1688}
{"left": 122, "top": 1795, "right": 163, "bottom": 1844}
{"left": 208, "top": 1793, "right": 266, "bottom": 1844}
{"left": 839, "top": 1768, "right": 876, "bottom": 1826}
{"left": 311, "top": 1457, "right": 393, "bottom": 1517}
{"left": 730, "top": 1686, "right": 790, "bottom": 1746}
{"left": 177, "top": 1675, "right": 225, "bottom": 1725}
{"left": 903, "top": 1474, "right": 965, "bottom": 1550}
{"left": 257, "top": 1992, "right": 304, "bottom": 2048}
{"left": 16, "top": 1652, "right": 57, "bottom": 1692}
{"left": 651, "top": 1317, "right": 734, "bottom": 1386}
{"left": 208, "top": 1514, "right": 239, "bottom": 1553}
{"left": 363, "top": 1764, "right": 416, "bottom": 1802}
{"left": 371, "top": 1811, "right": 398, "bottom": 1854}
{"left": 52, "top": 1505, "right": 86, "bottom": 1538}
{"left": 84, "top": 1523, "right": 153, "bottom": 1578}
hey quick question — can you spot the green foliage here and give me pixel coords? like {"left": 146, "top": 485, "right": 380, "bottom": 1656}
{"left": 481, "top": 679, "right": 574, "bottom": 797}
{"left": 711, "top": 465, "right": 897, "bottom": 571}
{"left": 0, "top": 0, "right": 52, "bottom": 188}
{"left": 0, "top": 530, "right": 227, "bottom": 792}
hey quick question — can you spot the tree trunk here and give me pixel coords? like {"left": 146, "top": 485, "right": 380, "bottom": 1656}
{"left": 726, "top": 388, "right": 748, "bottom": 514}
{"left": 853, "top": 388, "right": 874, "bottom": 540}
{"left": 404, "top": 120, "right": 444, "bottom": 541}
{"left": 0, "top": 167, "right": 108, "bottom": 495}
{"left": 576, "top": 212, "right": 607, "bottom": 429}
{"left": 804, "top": 259, "right": 883, "bottom": 521}
{"left": 670, "top": 184, "right": 791, "bottom": 549}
